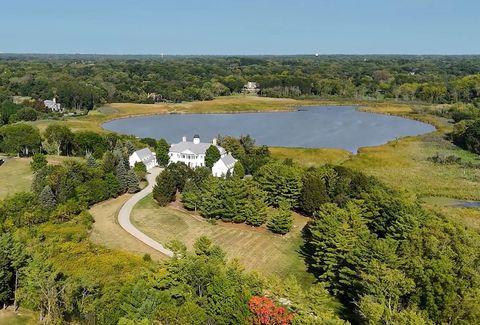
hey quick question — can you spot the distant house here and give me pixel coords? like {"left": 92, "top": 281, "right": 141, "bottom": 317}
{"left": 169, "top": 135, "right": 236, "bottom": 176}
{"left": 129, "top": 148, "right": 157, "bottom": 170}
{"left": 243, "top": 81, "right": 259, "bottom": 94}
{"left": 212, "top": 154, "right": 237, "bottom": 177}
{"left": 43, "top": 98, "right": 63, "bottom": 112}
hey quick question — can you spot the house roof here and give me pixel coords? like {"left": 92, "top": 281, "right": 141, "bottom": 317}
{"left": 218, "top": 154, "right": 237, "bottom": 169}
{"left": 132, "top": 148, "right": 156, "bottom": 165}
{"left": 170, "top": 141, "right": 226, "bottom": 155}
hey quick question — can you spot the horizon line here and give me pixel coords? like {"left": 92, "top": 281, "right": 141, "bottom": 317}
{"left": 1, "top": 52, "right": 480, "bottom": 57}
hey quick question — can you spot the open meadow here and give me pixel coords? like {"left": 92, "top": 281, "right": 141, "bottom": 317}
{"left": 0, "top": 155, "right": 81, "bottom": 200}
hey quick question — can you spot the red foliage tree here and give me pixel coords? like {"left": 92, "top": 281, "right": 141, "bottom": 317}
{"left": 248, "top": 296, "right": 294, "bottom": 325}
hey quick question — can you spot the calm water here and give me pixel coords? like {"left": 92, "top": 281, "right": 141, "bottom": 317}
{"left": 103, "top": 106, "right": 435, "bottom": 153}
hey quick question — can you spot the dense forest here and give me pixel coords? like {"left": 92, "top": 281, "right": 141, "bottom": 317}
{"left": 1, "top": 54, "right": 479, "bottom": 108}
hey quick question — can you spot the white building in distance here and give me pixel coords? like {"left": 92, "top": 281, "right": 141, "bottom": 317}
{"left": 169, "top": 135, "right": 237, "bottom": 176}
{"left": 129, "top": 148, "right": 158, "bottom": 170}
{"left": 243, "top": 81, "right": 259, "bottom": 94}
{"left": 43, "top": 98, "right": 63, "bottom": 112}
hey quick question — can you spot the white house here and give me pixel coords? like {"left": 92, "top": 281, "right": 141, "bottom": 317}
{"left": 129, "top": 148, "right": 157, "bottom": 170}
{"left": 212, "top": 154, "right": 237, "bottom": 177}
{"left": 243, "top": 81, "right": 259, "bottom": 94}
{"left": 43, "top": 98, "right": 63, "bottom": 112}
{"left": 169, "top": 135, "right": 236, "bottom": 176}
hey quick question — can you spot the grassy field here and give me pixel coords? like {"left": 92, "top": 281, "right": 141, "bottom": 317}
{"left": 89, "top": 195, "right": 167, "bottom": 261}
{"left": 343, "top": 131, "right": 480, "bottom": 201}
{"left": 0, "top": 155, "right": 81, "bottom": 200}
{"left": 132, "top": 194, "right": 314, "bottom": 284}
{"left": 0, "top": 309, "right": 38, "bottom": 325}
{"left": 270, "top": 147, "right": 352, "bottom": 167}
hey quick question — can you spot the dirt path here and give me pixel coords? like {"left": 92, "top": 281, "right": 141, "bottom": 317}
{"left": 117, "top": 167, "right": 174, "bottom": 257}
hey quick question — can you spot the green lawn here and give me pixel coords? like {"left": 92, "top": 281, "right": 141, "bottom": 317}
{"left": 132, "top": 194, "right": 314, "bottom": 284}
{"left": 0, "top": 155, "right": 82, "bottom": 200}
{"left": 0, "top": 157, "right": 33, "bottom": 199}
{"left": 0, "top": 309, "right": 38, "bottom": 325}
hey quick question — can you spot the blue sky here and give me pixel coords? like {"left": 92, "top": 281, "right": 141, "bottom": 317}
{"left": 1, "top": 0, "right": 478, "bottom": 54}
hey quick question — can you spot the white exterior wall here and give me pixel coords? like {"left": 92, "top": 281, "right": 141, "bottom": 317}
{"left": 129, "top": 153, "right": 140, "bottom": 168}
{"left": 212, "top": 162, "right": 229, "bottom": 177}
{"left": 169, "top": 152, "right": 206, "bottom": 168}
{"left": 129, "top": 153, "right": 157, "bottom": 170}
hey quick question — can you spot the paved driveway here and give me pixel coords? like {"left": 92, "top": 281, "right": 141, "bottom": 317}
{"left": 118, "top": 167, "right": 174, "bottom": 257}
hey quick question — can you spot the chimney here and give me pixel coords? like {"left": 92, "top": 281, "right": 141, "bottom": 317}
{"left": 193, "top": 134, "right": 200, "bottom": 145}
{"left": 212, "top": 138, "right": 217, "bottom": 146}
{"left": 182, "top": 136, "right": 187, "bottom": 142}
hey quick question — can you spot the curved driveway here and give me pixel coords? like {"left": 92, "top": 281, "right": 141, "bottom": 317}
{"left": 118, "top": 167, "right": 174, "bottom": 257}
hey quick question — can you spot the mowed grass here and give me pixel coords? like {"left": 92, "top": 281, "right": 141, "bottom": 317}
{"left": 0, "top": 309, "right": 38, "bottom": 325}
{"left": 0, "top": 155, "right": 80, "bottom": 200}
{"left": 270, "top": 147, "right": 352, "bottom": 167}
{"left": 89, "top": 195, "right": 167, "bottom": 261}
{"left": 132, "top": 195, "right": 314, "bottom": 284}
{"left": 0, "top": 157, "right": 33, "bottom": 199}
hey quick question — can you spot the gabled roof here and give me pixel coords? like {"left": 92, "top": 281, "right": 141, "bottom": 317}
{"left": 216, "top": 154, "right": 237, "bottom": 169}
{"left": 132, "top": 148, "right": 156, "bottom": 165}
{"left": 170, "top": 141, "right": 226, "bottom": 155}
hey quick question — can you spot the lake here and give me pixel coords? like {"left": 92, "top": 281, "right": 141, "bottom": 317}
{"left": 103, "top": 106, "right": 435, "bottom": 152}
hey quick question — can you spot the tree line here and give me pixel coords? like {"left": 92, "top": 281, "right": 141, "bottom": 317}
{"left": 1, "top": 55, "right": 479, "bottom": 108}
{"left": 152, "top": 134, "right": 480, "bottom": 323}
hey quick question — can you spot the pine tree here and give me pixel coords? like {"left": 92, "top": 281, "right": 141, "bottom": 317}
{"left": 116, "top": 162, "right": 128, "bottom": 193}
{"left": 105, "top": 172, "right": 120, "bottom": 197}
{"left": 255, "top": 161, "right": 303, "bottom": 207}
{"left": 223, "top": 178, "right": 248, "bottom": 222}
{"left": 267, "top": 201, "right": 293, "bottom": 234}
{"left": 101, "top": 151, "right": 116, "bottom": 173}
{"left": 85, "top": 152, "right": 96, "bottom": 168}
{"left": 156, "top": 138, "right": 170, "bottom": 167}
{"left": 233, "top": 161, "right": 245, "bottom": 178}
{"left": 125, "top": 141, "right": 136, "bottom": 156}
{"left": 30, "top": 153, "right": 47, "bottom": 172}
{"left": 126, "top": 170, "right": 140, "bottom": 193}
{"left": 39, "top": 185, "right": 56, "bottom": 209}
{"left": 152, "top": 169, "right": 177, "bottom": 206}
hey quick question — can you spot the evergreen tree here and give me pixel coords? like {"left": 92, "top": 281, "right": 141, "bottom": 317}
{"left": 116, "top": 162, "right": 128, "bottom": 193}
{"left": 255, "top": 161, "right": 303, "bottom": 207}
{"left": 267, "top": 201, "right": 293, "bottom": 234}
{"left": 39, "top": 185, "right": 56, "bottom": 209}
{"left": 125, "top": 141, "right": 136, "bottom": 156}
{"left": 101, "top": 150, "right": 117, "bottom": 173}
{"left": 222, "top": 178, "right": 248, "bottom": 223}
{"left": 85, "top": 152, "right": 96, "bottom": 168}
{"left": 155, "top": 138, "right": 170, "bottom": 167}
{"left": 153, "top": 169, "right": 177, "bottom": 206}
{"left": 300, "top": 168, "right": 330, "bottom": 215}
{"left": 198, "top": 176, "right": 224, "bottom": 219}
{"left": 205, "top": 145, "right": 221, "bottom": 168}
{"left": 245, "top": 182, "right": 268, "bottom": 226}
{"left": 105, "top": 172, "right": 120, "bottom": 197}
{"left": 126, "top": 170, "right": 140, "bottom": 193}
{"left": 233, "top": 161, "right": 245, "bottom": 178}
{"left": 133, "top": 161, "right": 147, "bottom": 180}
{"left": 30, "top": 153, "right": 48, "bottom": 172}
{"left": 181, "top": 179, "right": 201, "bottom": 211}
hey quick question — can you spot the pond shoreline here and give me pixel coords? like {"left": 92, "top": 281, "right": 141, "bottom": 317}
{"left": 102, "top": 105, "right": 436, "bottom": 153}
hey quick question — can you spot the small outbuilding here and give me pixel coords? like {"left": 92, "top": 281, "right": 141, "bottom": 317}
{"left": 212, "top": 153, "right": 237, "bottom": 177}
{"left": 129, "top": 148, "right": 157, "bottom": 170}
